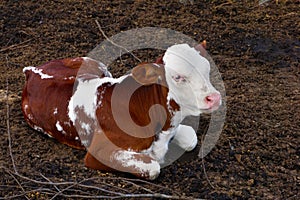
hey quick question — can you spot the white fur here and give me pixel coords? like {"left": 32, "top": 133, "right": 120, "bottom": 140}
{"left": 64, "top": 45, "right": 220, "bottom": 178}
{"left": 68, "top": 58, "right": 113, "bottom": 125}
{"left": 23, "top": 104, "right": 31, "bottom": 118}
{"left": 146, "top": 130, "right": 177, "bottom": 164}
{"left": 172, "top": 125, "right": 197, "bottom": 151}
{"left": 68, "top": 72, "right": 127, "bottom": 137}
{"left": 63, "top": 76, "right": 75, "bottom": 81}
{"left": 56, "top": 121, "right": 66, "bottom": 134}
{"left": 143, "top": 44, "right": 221, "bottom": 167}
{"left": 68, "top": 78, "right": 103, "bottom": 124}
{"left": 33, "top": 125, "right": 55, "bottom": 139}
{"left": 164, "top": 44, "right": 221, "bottom": 117}
{"left": 23, "top": 66, "right": 54, "bottom": 79}
{"left": 33, "top": 125, "right": 44, "bottom": 132}
{"left": 114, "top": 150, "right": 160, "bottom": 180}
{"left": 145, "top": 125, "right": 197, "bottom": 164}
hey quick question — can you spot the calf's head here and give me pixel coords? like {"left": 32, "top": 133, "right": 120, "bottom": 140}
{"left": 163, "top": 44, "right": 221, "bottom": 116}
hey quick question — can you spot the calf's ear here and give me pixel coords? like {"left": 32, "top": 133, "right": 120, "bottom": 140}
{"left": 132, "top": 63, "right": 163, "bottom": 85}
{"left": 194, "top": 40, "right": 208, "bottom": 57}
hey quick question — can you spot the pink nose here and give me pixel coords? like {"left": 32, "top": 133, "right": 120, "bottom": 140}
{"left": 205, "top": 93, "right": 221, "bottom": 108}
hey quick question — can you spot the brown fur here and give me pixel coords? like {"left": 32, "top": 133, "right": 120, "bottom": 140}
{"left": 22, "top": 57, "right": 179, "bottom": 178}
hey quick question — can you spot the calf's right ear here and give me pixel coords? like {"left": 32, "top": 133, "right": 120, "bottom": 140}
{"left": 132, "top": 63, "right": 163, "bottom": 85}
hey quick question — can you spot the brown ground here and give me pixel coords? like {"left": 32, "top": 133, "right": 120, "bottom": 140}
{"left": 0, "top": 0, "right": 299, "bottom": 199}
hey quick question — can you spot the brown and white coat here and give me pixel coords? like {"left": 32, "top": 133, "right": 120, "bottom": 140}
{"left": 22, "top": 43, "right": 221, "bottom": 180}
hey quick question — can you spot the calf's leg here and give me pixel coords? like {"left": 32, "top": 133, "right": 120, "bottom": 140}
{"left": 84, "top": 130, "right": 160, "bottom": 180}
{"left": 172, "top": 124, "right": 198, "bottom": 151}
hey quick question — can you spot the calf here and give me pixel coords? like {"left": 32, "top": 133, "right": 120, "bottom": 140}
{"left": 22, "top": 43, "right": 221, "bottom": 180}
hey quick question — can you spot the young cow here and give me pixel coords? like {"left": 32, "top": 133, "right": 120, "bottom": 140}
{"left": 22, "top": 43, "right": 221, "bottom": 180}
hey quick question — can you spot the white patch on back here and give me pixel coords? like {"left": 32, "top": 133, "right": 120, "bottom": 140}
{"left": 23, "top": 66, "right": 54, "bottom": 79}
{"left": 53, "top": 108, "right": 58, "bottom": 115}
{"left": 68, "top": 74, "right": 128, "bottom": 136}
{"left": 68, "top": 78, "right": 101, "bottom": 123}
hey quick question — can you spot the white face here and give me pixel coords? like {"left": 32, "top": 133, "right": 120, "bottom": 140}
{"left": 163, "top": 44, "right": 221, "bottom": 117}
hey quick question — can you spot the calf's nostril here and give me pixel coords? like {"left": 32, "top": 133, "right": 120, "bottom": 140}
{"left": 205, "top": 96, "right": 213, "bottom": 102}
{"left": 205, "top": 93, "right": 221, "bottom": 107}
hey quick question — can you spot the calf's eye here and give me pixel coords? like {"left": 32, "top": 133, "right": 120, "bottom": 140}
{"left": 174, "top": 75, "right": 181, "bottom": 80}
{"left": 173, "top": 75, "right": 187, "bottom": 83}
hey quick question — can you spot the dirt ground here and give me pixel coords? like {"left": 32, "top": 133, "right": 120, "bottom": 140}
{"left": 0, "top": 0, "right": 299, "bottom": 199}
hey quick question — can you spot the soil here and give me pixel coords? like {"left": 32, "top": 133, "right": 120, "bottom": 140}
{"left": 0, "top": 0, "right": 299, "bottom": 199}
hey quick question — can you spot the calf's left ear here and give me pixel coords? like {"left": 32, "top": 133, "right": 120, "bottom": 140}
{"left": 132, "top": 63, "right": 163, "bottom": 85}
{"left": 194, "top": 40, "right": 207, "bottom": 57}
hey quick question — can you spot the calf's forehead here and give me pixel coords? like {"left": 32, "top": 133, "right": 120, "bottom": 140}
{"left": 163, "top": 44, "right": 210, "bottom": 77}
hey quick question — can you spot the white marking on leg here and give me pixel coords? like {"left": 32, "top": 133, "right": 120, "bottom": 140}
{"left": 114, "top": 150, "right": 160, "bottom": 180}
{"left": 146, "top": 130, "right": 176, "bottom": 164}
{"left": 172, "top": 124, "right": 197, "bottom": 151}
